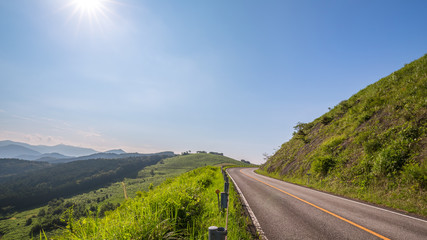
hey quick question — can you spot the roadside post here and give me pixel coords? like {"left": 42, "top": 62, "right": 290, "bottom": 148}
{"left": 222, "top": 173, "right": 229, "bottom": 209}
{"left": 306, "top": 173, "right": 311, "bottom": 185}
{"left": 215, "top": 189, "right": 220, "bottom": 210}
{"left": 222, "top": 169, "right": 228, "bottom": 182}
{"left": 221, "top": 192, "right": 228, "bottom": 209}
{"left": 208, "top": 226, "right": 227, "bottom": 240}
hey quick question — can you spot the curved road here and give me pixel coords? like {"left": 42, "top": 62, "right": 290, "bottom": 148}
{"left": 227, "top": 168, "right": 427, "bottom": 240}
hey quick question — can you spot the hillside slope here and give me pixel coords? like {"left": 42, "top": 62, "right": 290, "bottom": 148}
{"left": 261, "top": 54, "right": 426, "bottom": 215}
{"left": 125, "top": 153, "right": 247, "bottom": 198}
{"left": 0, "top": 159, "right": 51, "bottom": 178}
{"left": 0, "top": 155, "right": 168, "bottom": 211}
{"left": 139, "top": 152, "right": 244, "bottom": 177}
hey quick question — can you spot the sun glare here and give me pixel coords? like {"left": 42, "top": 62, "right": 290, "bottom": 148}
{"left": 73, "top": 0, "right": 103, "bottom": 10}
{"left": 66, "top": 0, "right": 116, "bottom": 31}
{"left": 71, "top": 0, "right": 107, "bottom": 15}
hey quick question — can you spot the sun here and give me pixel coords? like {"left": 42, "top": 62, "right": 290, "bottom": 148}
{"left": 72, "top": 0, "right": 103, "bottom": 12}
{"left": 65, "top": 0, "right": 115, "bottom": 30}
{"left": 70, "top": 0, "right": 108, "bottom": 17}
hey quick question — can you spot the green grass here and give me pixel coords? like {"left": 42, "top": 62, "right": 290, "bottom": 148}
{"left": 55, "top": 166, "right": 252, "bottom": 239}
{"left": 0, "top": 207, "right": 40, "bottom": 240}
{"left": 0, "top": 153, "right": 248, "bottom": 239}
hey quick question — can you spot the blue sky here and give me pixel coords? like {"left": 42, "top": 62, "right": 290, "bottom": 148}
{"left": 1, "top": 0, "right": 426, "bottom": 163}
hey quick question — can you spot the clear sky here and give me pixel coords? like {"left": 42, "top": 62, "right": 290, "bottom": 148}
{"left": 1, "top": 0, "right": 426, "bottom": 163}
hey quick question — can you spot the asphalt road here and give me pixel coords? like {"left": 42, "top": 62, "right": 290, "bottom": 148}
{"left": 227, "top": 168, "right": 427, "bottom": 240}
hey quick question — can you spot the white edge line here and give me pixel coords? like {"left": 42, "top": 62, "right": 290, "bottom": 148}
{"left": 227, "top": 168, "right": 268, "bottom": 240}
{"left": 251, "top": 169, "right": 427, "bottom": 224}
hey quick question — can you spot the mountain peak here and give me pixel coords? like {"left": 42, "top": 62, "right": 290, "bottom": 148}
{"left": 104, "top": 149, "right": 126, "bottom": 154}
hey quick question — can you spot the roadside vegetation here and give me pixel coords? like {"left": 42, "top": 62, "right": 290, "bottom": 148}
{"left": 0, "top": 153, "right": 249, "bottom": 239}
{"left": 260, "top": 54, "right": 427, "bottom": 216}
{"left": 56, "top": 166, "right": 252, "bottom": 239}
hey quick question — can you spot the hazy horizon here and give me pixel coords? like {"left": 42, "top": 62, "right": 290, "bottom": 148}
{"left": 1, "top": 0, "right": 427, "bottom": 164}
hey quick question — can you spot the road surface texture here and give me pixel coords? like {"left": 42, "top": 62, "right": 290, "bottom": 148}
{"left": 227, "top": 168, "right": 427, "bottom": 240}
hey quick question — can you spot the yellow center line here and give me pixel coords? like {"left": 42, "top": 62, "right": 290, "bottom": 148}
{"left": 240, "top": 169, "right": 390, "bottom": 240}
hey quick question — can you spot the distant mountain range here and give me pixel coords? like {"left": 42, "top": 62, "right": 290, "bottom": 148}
{"left": 0, "top": 140, "right": 175, "bottom": 163}
{"left": 0, "top": 140, "right": 98, "bottom": 156}
{"left": 0, "top": 144, "right": 41, "bottom": 158}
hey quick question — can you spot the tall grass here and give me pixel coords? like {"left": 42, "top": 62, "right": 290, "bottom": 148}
{"left": 55, "top": 166, "right": 252, "bottom": 239}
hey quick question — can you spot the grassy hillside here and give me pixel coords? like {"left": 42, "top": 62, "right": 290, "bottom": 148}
{"left": 56, "top": 166, "right": 252, "bottom": 239}
{"left": 0, "top": 153, "right": 248, "bottom": 239}
{"left": 94, "top": 153, "right": 248, "bottom": 206}
{"left": 261, "top": 54, "right": 427, "bottom": 216}
{"left": 139, "top": 153, "right": 244, "bottom": 178}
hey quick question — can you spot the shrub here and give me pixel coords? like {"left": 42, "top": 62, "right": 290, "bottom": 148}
{"left": 312, "top": 156, "right": 336, "bottom": 176}
{"left": 25, "top": 218, "right": 33, "bottom": 226}
{"left": 372, "top": 144, "right": 409, "bottom": 178}
{"left": 401, "top": 124, "right": 420, "bottom": 141}
{"left": 403, "top": 163, "right": 427, "bottom": 190}
{"left": 321, "top": 115, "right": 333, "bottom": 125}
{"left": 359, "top": 111, "right": 373, "bottom": 123}
{"left": 363, "top": 138, "right": 382, "bottom": 155}
{"left": 321, "top": 135, "right": 346, "bottom": 154}
{"left": 293, "top": 122, "right": 308, "bottom": 137}
{"left": 338, "top": 100, "right": 350, "bottom": 113}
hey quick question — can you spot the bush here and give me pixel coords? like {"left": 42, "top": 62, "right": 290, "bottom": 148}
{"left": 293, "top": 122, "right": 309, "bottom": 136}
{"left": 363, "top": 138, "right": 382, "bottom": 155}
{"left": 372, "top": 144, "right": 409, "bottom": 178}
{"left": 321, "top": 115, "right": 333, "bottom": 125}
{"left": 321, "top": 135, "right": 346, "bottom": 154}
{"left": 312, "top": 156, "right": 336, "bottom": 176}
{"left": 25, "top": 218, "right": 33, "bottom": 226}
{"left": 359, "top": 111, "right": 373, "bottom": 123}
{"left": 401, "top": 124, "right": 420, "bottom": 141}
{"left": 403, "top": 163, "right": 427, "bottom": 190}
